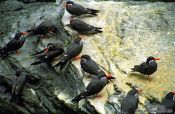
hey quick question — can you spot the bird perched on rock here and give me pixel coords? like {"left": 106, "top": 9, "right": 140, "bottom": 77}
{"left": 10, "top": 69, "right": 26, "bottom": 103}
{"left": 121, "top": 87, "right": 141, "bottom": 114}
{"left": 54, "top": 37, "right": 83, "bottom": 70}
{"left": 0, "top": 32, "right": 28, "bottom": 58}
{"left": 26, "top": 20, "right": 59, "bottom": 38}
{"left": 80, "top": 54, "right": 115, "bottom": 80}
{"left": 68, "top": 18, "right": 103, "bottom": 34}
{"left": 131, "top": 56, "right": 160, "bottom": 77}
{"left": 63, "top": 1, "right": 100, "bottom": 17}
{"left": 156, "top": 91, "right": 175, "bottom": 114}
{"left": 72, "top": 72, "right": 114, "bottom": 102}
{"left": 31, "top": 43, "right": 64, "bottom": 65}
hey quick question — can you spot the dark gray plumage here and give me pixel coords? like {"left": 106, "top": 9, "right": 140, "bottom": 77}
{"left": 121, "top": 89, "right": 139, "bottom": 114}
{"left": 10, "top": 69, "right": 26, "bottom": 103}
{"left": 72, "top": 72, "right": 107, "bottom": 102}
{"left": 54, "top": 37, "right": 83, "bottom": 70}
{"left": 69, "top": 18, "right": 103, "bottom": 34}
{"left": 65, "top": 1, "right": 100, "bottom": 17}
{"left": 131, "top": 56, "right": 160, "bottom": 76}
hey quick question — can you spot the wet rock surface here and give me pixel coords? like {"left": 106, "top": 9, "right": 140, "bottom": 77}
{"left": 0, "top": 0, "right": 175, "bottom": 114}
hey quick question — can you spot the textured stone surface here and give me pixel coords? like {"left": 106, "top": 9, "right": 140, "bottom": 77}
{"left": 62, "top": 0, "right": 175, "bottom": 114}
{"left": 0, "top": 0, "right": 175, "bottom": 114}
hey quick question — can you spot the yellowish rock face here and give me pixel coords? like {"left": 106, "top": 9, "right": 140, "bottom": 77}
{"left": 63, "top": 1, "right": 175, "bottom": 113}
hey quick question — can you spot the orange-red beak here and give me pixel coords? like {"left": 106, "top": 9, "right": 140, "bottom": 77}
{"left": 154, "top": 58, "right": 160, "bottom": 61}
{"left": 106, "top": 74, "right": 115, "bottom": 79}
{"left": 44, "top": 48, "right": 49, "bottom": 54}
{"left": 171, "top": 91, "right": 175, "bottom": 95}
{"left": 22, "top": 32, "right": 29, "bottom": 35}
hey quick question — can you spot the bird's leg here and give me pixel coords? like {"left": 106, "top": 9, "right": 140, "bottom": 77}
{"left": 40, "top": 35, "right": 49, "bottom": 39}
{"left": 95, "top": 94, "right": 102, "bottom": 99}
{"left": 147, "top": 75, "right": 152, "bottom": 82}
{"left": 78, "top": 34, "right": 86, "bottom": 39}
{"left": 16, "top": 50, "right": 21, "bottom": 55}
{"left": 70, "top": 15, "right": 76, "bottom": 19}
{"left": 73, "top": 55, "right": 81, "bottom": 61}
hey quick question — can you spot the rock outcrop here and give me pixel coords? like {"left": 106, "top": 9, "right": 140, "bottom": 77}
{"left": 0, "top": 0, "right": 175, "bottom": 114}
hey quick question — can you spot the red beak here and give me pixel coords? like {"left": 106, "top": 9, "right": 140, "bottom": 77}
{"left": 154, "top": 58, "right": 160, "bottom": 61}
{"left": 106, "top": 74, "right": 115, "bottom": 79}
{"left": 44, "top": 48, "right": 49, "bottom": 54}
{"left": 171, "top": 91, "right": 175, "bottom": 95}
{"left": 22, "top": 32, "right": 29, "bottom": 35}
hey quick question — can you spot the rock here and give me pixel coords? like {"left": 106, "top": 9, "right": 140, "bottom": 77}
{"left": 62, "top": 0, "right": 175, "bottom": 113}
{"left": 0, "top": 0, "right": 175, "bottom": 114}
{"left": 0, "top": 0, "right": 24, "bottom": 12}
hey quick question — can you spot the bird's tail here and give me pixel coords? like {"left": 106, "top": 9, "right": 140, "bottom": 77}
{"left": 71, "top": 91, "right": 87, "bottom": 103}
{"left": 94, "top": 27, "right": 103, "bottom": 33}
{"left": 131, "top": 65, "right": 139, "bottom": 72}
{"left": 31, "top": 61, "right": 43, "bottom": 65}
{"left": 10, "top": 93, "right": 19, "bottom": 103}
{"left": 0, "top": 47, "right": 8, "bottom": 58}
{"left": 87, "top": 8, "right": 100, "bottom": 15}
{"left": 54, "top": 60, "right": 69, "bottom": 71}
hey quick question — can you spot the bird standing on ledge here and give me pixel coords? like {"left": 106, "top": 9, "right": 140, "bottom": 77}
{"left": 0, "top": 32, "right": 28, "bottom": 58}
{"left": 69, "top": 18, "right": 103, "bottom": 34}
{"left": 63, "top": 1, "right": 100, "bottom": 18}
{"left": 54, "top": 37, "right": 83, "bottom": 71}
{"left": 26, "top": 21, "right": 59, "bottom": 38}
{"left": 31, "top": 43, "right": 64, "bottom": 65}
{"left": 131, "top": 56, "right": 160, "bottom": 77}
{"left": 156, "top": 91, "right": 175, "bottom": 114}
{"left": 72, "top": 72, "right": 115, "bottom": 103}
{"left": 121, "top": 88, "right": 142, "bottom": 114}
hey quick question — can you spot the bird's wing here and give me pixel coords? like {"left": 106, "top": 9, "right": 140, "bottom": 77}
{"left": 86, "top": 77, "right": 105, "bottom": 95}
{"left": 71, "top": 4, "right": 88, "bottom": 14}
{"left": 121, "top": 95, "right": 139, "bottom": 113}
{"left": 74, "top": 20, "right": 95, "bottom": 31}
{"left": 139, "top": 62, "right": 149, "bottom": 74}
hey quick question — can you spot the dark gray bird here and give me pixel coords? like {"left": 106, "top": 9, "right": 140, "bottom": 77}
{"left": 156, "top": 91, "right": 175, "bottom": 114}
{"left": 64, "top": 1, "right": 100, "bottom": 17}
{"left": 31, "top": 43, "right": 64, "bottom": 65}
{"left": 80, "top": 54, "right": 115, "bottom": 81}
{"left": 0, "top": 32, "right": 28, "bottom": 58}
{"left": 80, "top": 54, "right": 102, "bottom": 75}
{"left": 121, "top": 88, "right": 141, "bottom": 114}
{"left": 69, "top": 18, "right": 103, "bottom": 34}
{"left": 72, "top": 72, "right": 113, "bottom": 102}
{"left": 131, "top": 56, "right": 160, "bottom": 77}
{"left": 26, "top": 20, "right": 59, "bottom": 38}
{"left": 10, "top": 69, "right": 26, "bottom": 103}
{"left": 54, "top": 37, "right": 83, "bottom": 70}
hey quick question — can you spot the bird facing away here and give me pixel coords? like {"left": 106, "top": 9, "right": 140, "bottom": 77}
{"left": 72, "top": 72, "right": 113, "bottom": 102}
{"left": 121, "top": 88, "right": 141, "bottom": 114}
{"left": 54, "top": 37, "right": 83, "bottom": 70}
{"left": 10, "top": 69, "right": 26, "bottom": 103}
{"left": 26, "top": 20, "right": 59, "bottom": 38}
{"left": 156, "top": 91, "right": 175, "bottom": 114}
{"left": 131, "top": 56, "right": 160, "bottom": 77}
{"left": 0, "top": 32, "right": 28, "bottom": 58}
{"left": 69, "top": 18, "right": 103, "bottom": 34}
{"left": 63, "top": 1, "right": 100, "bottom": 17}
{"left": 31, "top": 43, "right": 64, "bottom": 65}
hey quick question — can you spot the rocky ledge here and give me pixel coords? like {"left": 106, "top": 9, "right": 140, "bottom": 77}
{"left": 0, "top": 0, "right": 175, "bottom": 114}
